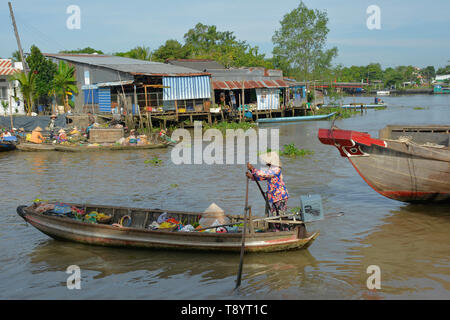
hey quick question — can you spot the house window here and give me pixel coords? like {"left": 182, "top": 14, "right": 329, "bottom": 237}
{"left": 0, "top": 87, "right": 8, "bottom": 100}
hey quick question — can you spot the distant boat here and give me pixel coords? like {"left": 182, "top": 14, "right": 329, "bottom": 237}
{"left": 340, "top": 103, "right": 387, "bottom": 109}
{"left": 377, "top": 91, "right": 390, "bottom": 95}
{"left": 318, "top": 125, "right": 450, "bottom": 203}
{"left": 320, "top": 103, "right": 387, "bottom": 109}
{"left": 257, "top": 112, "right": 336, "bottom": 124}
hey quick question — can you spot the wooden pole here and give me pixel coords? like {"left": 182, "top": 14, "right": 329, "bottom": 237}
{"left": 175, "top": 100, "right": 179, "bottom": 123}
{"left": 235, "top": 177, "right": 249, "bottom": 290}
{"left": 239, "top": 94, "right": 242, "bottom": 122}
{"left": 8, "top": 2, "right": 28, "bottom": 75}
{"left": 9, "top": 90, "right": 14, "bottom": 130}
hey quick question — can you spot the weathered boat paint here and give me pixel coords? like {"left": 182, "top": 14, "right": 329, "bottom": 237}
{"left": 17, "top": 204, "right": 319, "bottom": 253}
{"left": 318, "top": 127, "right": 450, "bottom": 203}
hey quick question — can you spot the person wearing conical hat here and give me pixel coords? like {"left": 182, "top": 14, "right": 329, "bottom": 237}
{"left": 30, "top": 126, "right": 45, "bottom": 144}
{"left": 49, "top": 114, "right": 57, "bottom": 130}
{"left": 246, "top": 151, "right": 289, "bottom": 218}
{"left": 56, "top": 128, "right": 68, "bottom": 143}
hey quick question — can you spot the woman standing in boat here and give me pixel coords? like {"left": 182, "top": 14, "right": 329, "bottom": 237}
{"left": 246, "top": 151, "right": 289, "bottom": 216}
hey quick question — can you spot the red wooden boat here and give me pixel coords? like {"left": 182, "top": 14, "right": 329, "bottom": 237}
{"left": 318, "top": 125, "right": 450, "bottom": 203}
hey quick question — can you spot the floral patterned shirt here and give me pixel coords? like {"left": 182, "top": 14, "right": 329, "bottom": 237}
{"left": 251, "top": 166, "right": 289, "bottom": 205}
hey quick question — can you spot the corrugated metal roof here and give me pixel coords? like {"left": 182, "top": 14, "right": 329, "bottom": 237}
{"left": 43, "top": 53, "right": 209, "bottom": 77}
{"left": 163, "top": 76, "right": 211, "bottom": 101}
{"left": 167, "top": 59, "right": 225, "bottom": 71}
{"left": 212, "top": 79, "right": 288, "bottom": 90}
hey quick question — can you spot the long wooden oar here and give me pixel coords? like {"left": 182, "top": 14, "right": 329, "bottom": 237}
{"left": 235, "top": 176, "right": 249, "bottom": 290}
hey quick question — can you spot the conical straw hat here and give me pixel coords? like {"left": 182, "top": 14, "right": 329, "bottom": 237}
{"left": 203, "top": 203, "right": 224, "bottom": 214}
{"left": 58, "top": 129, "right": 66, "bottom": 134}
{"left": 200, "top": 203, "right": 228, "bottom": 226}
{"left": 34, "top": 126, "right": 42, "bottom": 132}
{"left": 259, "top": 151, "right": 282, "bottom": 167}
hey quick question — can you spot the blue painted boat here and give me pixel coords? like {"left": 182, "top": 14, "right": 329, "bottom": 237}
{"left": 0, "top": 136, "right": 17, "bottom": 152}
{"left": 256, "top": 112, "right": 336, "bottom": 124}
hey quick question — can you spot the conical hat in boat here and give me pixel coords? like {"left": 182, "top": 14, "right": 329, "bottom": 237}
{"left": 200, "top": 203, "right": 228, "bottom": 226}
{"left": 34, "top": 126, "right": 42, "bottom": 132}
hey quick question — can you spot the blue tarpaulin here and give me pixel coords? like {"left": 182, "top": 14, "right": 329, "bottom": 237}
{"left": 0, "top": 115, "right": 67, "bottom": 132}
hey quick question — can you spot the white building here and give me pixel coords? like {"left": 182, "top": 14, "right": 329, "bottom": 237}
{"left": 434, "top": 74, "right": 450, "bottom": 83}
{"left": 0, "top": 59, "right": 25, "bottom": 116}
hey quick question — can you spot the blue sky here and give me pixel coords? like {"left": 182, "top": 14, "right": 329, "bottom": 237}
{"left": 1, "top": 0, "right": 449, "bottom": 69}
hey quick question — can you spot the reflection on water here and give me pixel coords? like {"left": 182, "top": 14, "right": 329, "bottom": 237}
{"left": 1, "top": 95, "right": 449, "bottom": 299}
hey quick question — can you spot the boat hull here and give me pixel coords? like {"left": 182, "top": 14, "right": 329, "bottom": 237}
{"left": 54, "top": 143, "right": 169, "bottom": 152}
{"left": 0, "top": 142, "right": 16, "bottom": 151}
{"left": 16, "top": 143, "right": 56, "bottom": 151}
{"left": 318, "top": 128, "right": 450, "bottom": 203}
{"left": 17, "top": 205, "right": 318, "bottom": 253}
{"left": 257, "top": 112, "right": 336, "bottom": 124}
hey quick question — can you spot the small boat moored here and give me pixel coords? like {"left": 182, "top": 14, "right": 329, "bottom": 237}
{"left": 257, "top": 112, "right": 336, "bottom": 124}
{"left": 0, "top": 136, "right": 18, "bottom": 152}
{"left": 16, "top": 202, "right": 319, "bottom": 253}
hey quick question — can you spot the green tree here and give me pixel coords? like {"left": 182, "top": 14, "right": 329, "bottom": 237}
{"left": 436, "top": 65, "right": 450, "bottom": 75}
{"left": 152, "top": 40, "right": 191, "bottom": 62}
{"left": 114, "top": 46, "right": 152, "bottom": 61}
{"left": 51, "top": 61, "right": 78, "bottom": 112}
{"left": 272, "top": 1, "right": 338, "bottom": 80}
{"left": 26, "top": 45, "right": 57, "bottom": 104}
{"left": 183, "top": 23, "right": 272, "bottom": 68}
{"left": 11, "top": 71, "right": 37, "bottom": 115}
{"left": 420, "top": 66, "right": 435, "bottom": 83}
{"left": 60, "top": 47, "right": 104, "bottom": 54}
{"left": 10, "top": 50, "right": 22, "bottom": 62}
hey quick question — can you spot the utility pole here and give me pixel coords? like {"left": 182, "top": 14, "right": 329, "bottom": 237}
{"left": 8, "top": 1, "right": 29, "bottom": 75}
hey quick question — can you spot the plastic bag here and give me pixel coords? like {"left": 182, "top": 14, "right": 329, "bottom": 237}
{"left": 157, "top": 212, "right": 168, "bottom": 224}
{"left": 180, "top": 225, "right": 195, "bottom": 232}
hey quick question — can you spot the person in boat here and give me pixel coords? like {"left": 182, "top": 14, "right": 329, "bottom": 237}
{"left": 126, "top": 129, "right": 138, "bottom": 146}
{"left": 29, "top": 126, "right": 45, "bottom": 144}
{"left": 86, "top": 111, "right": 96, "bottom": 138}
{"left": 16, "top": 128, "right": 26, "bottom": 140}
{"left": 56, "top": 129, "right": 68, "bottom": 143}
{"left": 49, "top": 114, "right": 57, "bottom": 131}
{"left": 246, "top": 151, "right": 289, "bottom": 218}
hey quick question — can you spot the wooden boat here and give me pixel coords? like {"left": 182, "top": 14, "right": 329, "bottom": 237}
{"left": 318, "top": 125, "right": 450, "bottom": 203}
{"left": 256, "top": 112, "right": 336, "bottom": 124}
{"left": 0, "top": 136, "right": 17, "bottom": 152}
{"left": 16, "top": 202, "right": 319, "bottom": 253}
{"left": 0, "top": 141, "right": 16, "bottom": 151}
{"left": 341, "top": 103, "right": 387, "bottom": 109}
{"left": 16, "top": 143, "right": 56, "bottom": 151}
{"left": 320, "top": 103, "right": 387, "bottom": 109}
{"left": 377, "top": 91, "right": 390, "bottom": 96}
{"left": 54, "top": 143, "right": 169, "bottom": 152}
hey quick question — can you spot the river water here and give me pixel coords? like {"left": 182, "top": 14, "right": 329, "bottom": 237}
{"left": 0, "top": 94, "right": 449, "bottom": 300}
